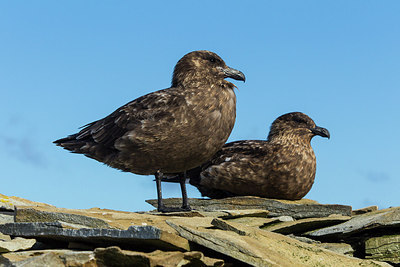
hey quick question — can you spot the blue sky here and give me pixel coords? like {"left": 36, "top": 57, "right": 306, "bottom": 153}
{"left": 1, "top": 1, "right": 399, "bottom": 212}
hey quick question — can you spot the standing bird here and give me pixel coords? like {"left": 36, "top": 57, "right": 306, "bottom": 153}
{"left": 54, "top": 50, "right": 245, "bottom": 212}
{"left": 162, "top": 112, "right": 329, "bottom": 200}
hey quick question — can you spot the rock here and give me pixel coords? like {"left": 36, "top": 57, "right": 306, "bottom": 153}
{"left": 146, "top": 197, "right": 352, "bottom": 219}
{"left": 0, "top": 193, "right": 53, "bottom": 209}
{"left": 15, "top": 208, "right": 111, "bottom": 229}
{"left": 219, "top": 209, "right": 270, "bottom": 218}
{"left": 0, "top": 196, "right": 14, "bottom": 212}
{"left": 225, "top": 217, "right": 278, "bottom": 228}
{"left": 211, "top": 218, "right": 247, "bottom": 236}
{"left": 287, "top": 234, "right": 321, "bottom": 244}
{"left": 306, "top": 207, "right": 400, "bottom": 240}
{"left": 365, "top": 235, "right": 400, "bottom": 264}
{"left": 0, "top": 214, "right": 13, "bottom": 225}
{"left": 166, "top": 217, "right": 390, "bottom": 266}
{"left": 0, "top": 249, "right": 96, "bottom": 266}
{"left": 0, "top": 237, "right": 36, "bottom": 253}
{"left": 0, "top": 222, "right": 189, "bottom": 251}
{"left": 261, "top": 215, "right": 351, "bottom": 235}
{"left": 0, "top": 233, "right": 11, "bottom": 241}
{"left": 95, "top": 246, "right": 224, "bottom": 267}
{"left": 276, "top": 215, "right": 294, "bottom": 222}
{"left": 352, "top": 206, "right": 379, "bottom": 215}
{"left": 317, "top": 243, "right": 354, "bottom": 256}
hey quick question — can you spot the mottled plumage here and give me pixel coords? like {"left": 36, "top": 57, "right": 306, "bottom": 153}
{"left": 54, "top": 50, "right": 245, "bottom": 212}
{"left": 163, "top": 112, "right": 329, "bottom": 200}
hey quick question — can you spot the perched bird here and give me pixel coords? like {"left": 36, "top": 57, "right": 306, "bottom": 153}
{"left": 54, "top": 50, "right": 245, "bottom": 212}
{"left": 162, "top": 112, "right": 330, "bottom": 200}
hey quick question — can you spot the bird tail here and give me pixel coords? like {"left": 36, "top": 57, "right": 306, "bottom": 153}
{"left": 54, "top": 134, "right": 83, "bottom": 152}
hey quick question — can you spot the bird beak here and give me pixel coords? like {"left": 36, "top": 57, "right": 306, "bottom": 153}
{"left": 221, "top": 66, "right": 246, "bottom": 82}
{"left": 312, "top": 126, "right": 330, "bottom": 139}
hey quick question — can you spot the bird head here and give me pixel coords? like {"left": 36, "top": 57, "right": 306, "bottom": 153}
{"left": 172, "top": 50, "right": 245, "bottom": 88}
{"left": 267, "top": 112, "right": 330, "bottom": 143}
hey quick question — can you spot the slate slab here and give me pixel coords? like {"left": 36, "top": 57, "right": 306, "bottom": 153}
{"left": 0, "top": 237, "right": 36, "bottom": 253}
{"left": 166, "top": 217, "right": 390, "bottom": 267}
{"left": 95, "top": 246, "right": 224, "bottom": 267}
{"left": 0, "top": 222, "right": 189, "bottom": 251}
{"left": 147, "top": 197, "right": 352, "bottom": 219}
{"left": 365, "top": 234, "right": 400, "bottom": 263}
{"left": 15, "top": 208, "right": 111, "bottom": 229}
{"left": 306, "top": 207, "right": 400, "bottom": 240}
{"left": 0, "top": 249, "right": 96, "bottom": 266}
{"left": 261, "top": 215, "right": 351, "bottom": 235}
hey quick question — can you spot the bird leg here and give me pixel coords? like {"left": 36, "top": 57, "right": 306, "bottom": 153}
{"left": 154, "top": 171, "right": 191, "bottom": 213}
{"left": 155, "top": 171, "right": 166, "bottom": 212}
{"left": 180, "top": 171, "right": 191, "bottom": 211}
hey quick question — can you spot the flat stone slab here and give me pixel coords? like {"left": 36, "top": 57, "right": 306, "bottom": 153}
{"left": 95, "top": 246, "right": 224, "bottom": 267}
{"left": 0, "top": 237, "right": 36, "bottom": 253}
{"left": 306, "top": 207, "right": 400, "bottom": 240}
{"left": 166, "top": 217, "right": 390, "bottom": 267}
{"left": 0, "top": 222, "right": 189, "bottom": 251}
{"left": 365, "top": 234, "right": 400, "bottom": 264}
{"left": 0, "top": 247, "right": 223, "bottom": 267}
{"left": 261, "top": 215, "right": 351, "bottom": 235}
{"left": 0, "top": 249, "right": 96, "bottom": 266}
{"left": 146, "top": 197, "right": 352, "bottom": 219}
{"left": 15, "top": 208, "right": 111, "bottom": 229}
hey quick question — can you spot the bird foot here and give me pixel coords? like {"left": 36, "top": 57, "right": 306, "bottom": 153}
{"left": 157, "top": 205, "right": 192, "bottom": 213}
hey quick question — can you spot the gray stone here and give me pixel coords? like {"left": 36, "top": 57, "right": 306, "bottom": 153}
{"left": 15, "top": 207, "right": 111, "bottom": 229}
{"left": 146, "top": 197, "right": 352, "bottom": 219}
{"left": 306, "top": 207, "right": 400, "bottom": 240}
{"left": 166, "top": 217, "right": 390, "bottom": 267}
{"left": 0, "top": 237, "right": 36, "bottom": 253}
{"left": 365, "top": 235, "right": 400, "bottom": 263}
{"left": 261, "top": 215, "right": 351, "bottom": 235}
{"left": 0, "top": 222, "right": 189, "bottom": 251}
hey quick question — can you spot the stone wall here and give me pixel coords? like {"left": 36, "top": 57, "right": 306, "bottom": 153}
{"left": 0, "top": 193, "right": 398, "bottom": 266}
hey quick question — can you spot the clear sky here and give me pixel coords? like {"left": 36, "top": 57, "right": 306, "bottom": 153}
{"left": 1, "top": 1, "right": 399, "bottom": 212}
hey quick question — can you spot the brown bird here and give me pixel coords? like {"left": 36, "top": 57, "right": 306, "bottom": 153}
{"left": 54, "top": 50, "right": 245, "bottom": 212}
{"left": 162, "top": 112, "right": 329, "bottom": 200}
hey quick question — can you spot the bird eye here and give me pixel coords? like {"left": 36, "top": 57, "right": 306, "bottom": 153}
{"left": 209, "top": 57, "right": 216, "bottom": 63}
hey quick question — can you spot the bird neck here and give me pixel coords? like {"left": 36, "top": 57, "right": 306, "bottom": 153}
{"left": 268, "top": 134, "right": 312, "bottom": 147}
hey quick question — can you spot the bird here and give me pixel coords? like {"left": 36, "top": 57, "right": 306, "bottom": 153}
{"left": 54, "top": 50, "right": 245, "bottom": 212}
{"left": 162, "top": 112, "right": 330, "bottom": 200}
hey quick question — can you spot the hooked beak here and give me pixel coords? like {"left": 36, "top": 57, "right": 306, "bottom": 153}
{"left": 221, "top": 66, "right": 246, "bottom": 82}
{"left": 312, "top": 126, "right": 330, "bottom": 139}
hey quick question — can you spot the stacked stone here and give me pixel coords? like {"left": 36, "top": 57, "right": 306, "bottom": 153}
{"left": 1, "top": 193, "right": 399, "bottom": 266}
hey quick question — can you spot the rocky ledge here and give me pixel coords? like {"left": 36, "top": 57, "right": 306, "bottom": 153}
{"left": 0, "top": 193, "right": 399, "bottom": 266}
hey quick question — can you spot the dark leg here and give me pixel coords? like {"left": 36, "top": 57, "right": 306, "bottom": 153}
{"left": 180, "top": 171, "right": 191, "bottom": 211}
{"left": 155, "top": 171, "right": 165, "bottom": 212}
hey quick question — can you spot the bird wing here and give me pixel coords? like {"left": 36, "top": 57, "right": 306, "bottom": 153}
{"left": 71, "top": 87, "right": 185, "bottom": 148}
